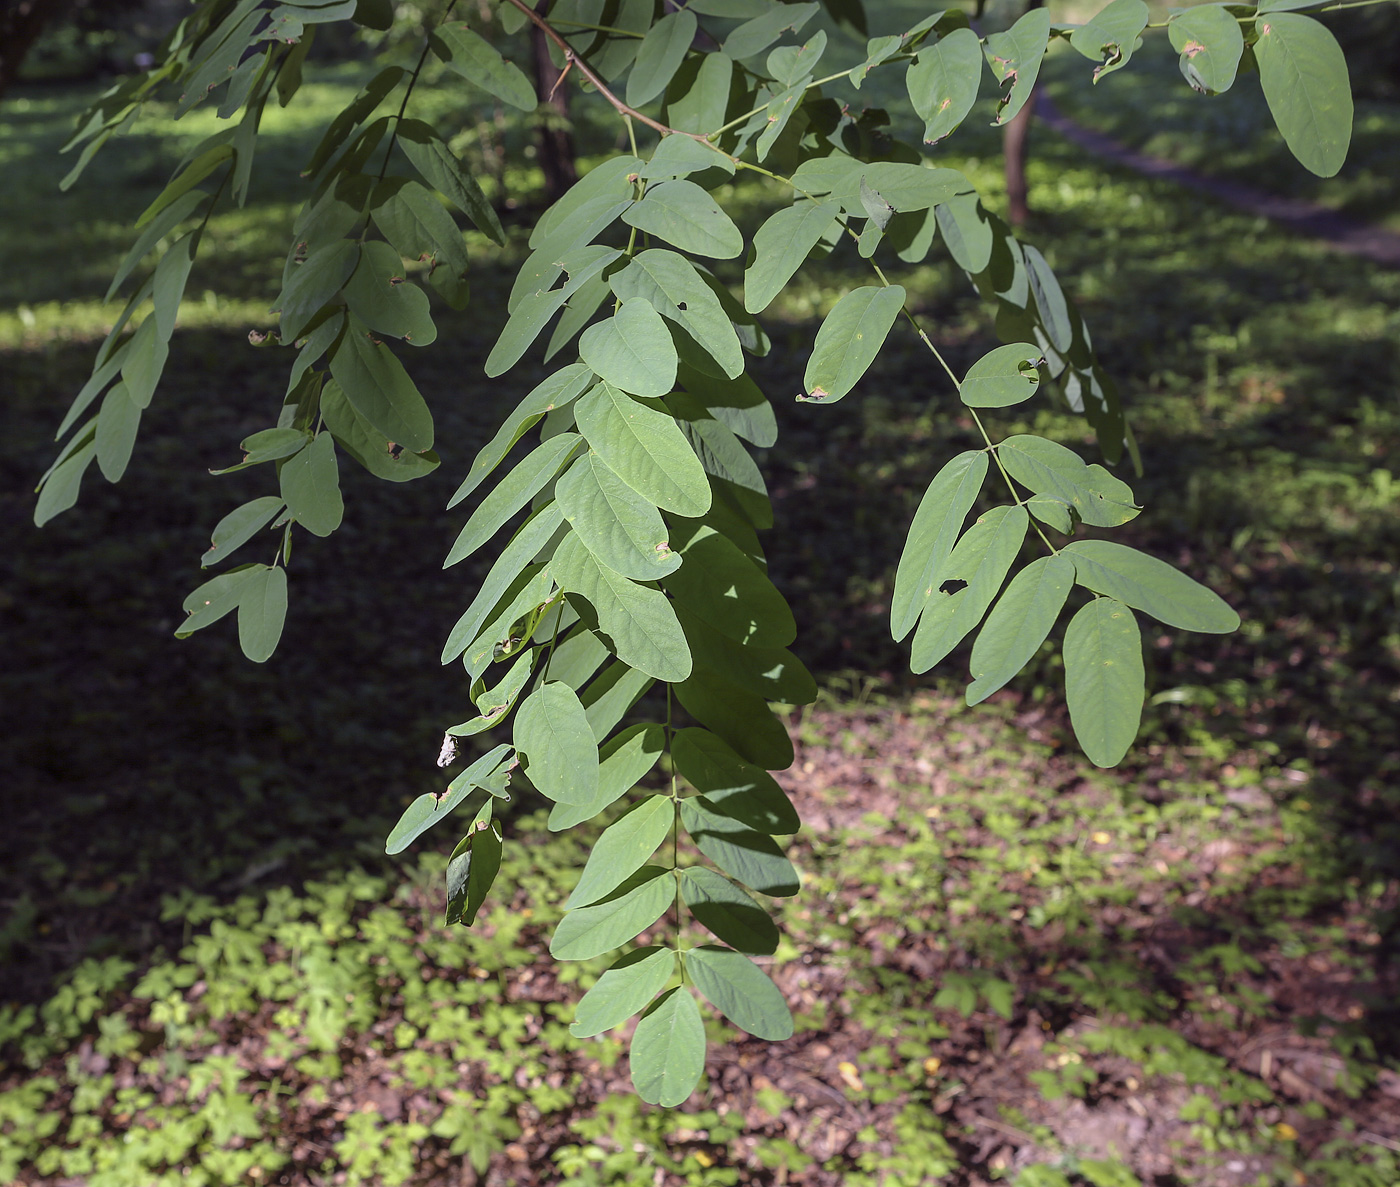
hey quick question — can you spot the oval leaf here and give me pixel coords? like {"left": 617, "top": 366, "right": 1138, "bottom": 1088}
{"left": 802, "top": 285, "right": 905, "bottom": 404}
{"left": 342, "top": 240, "right": 437, "bottom": 346}
{"left": 432, "top": 21, "right": 537, "bottom": 110}
{"left": 571, "top": 947, "right": 677, "bottom": 1037}
{"left": 514, "top": 682, "right": 599, "bottom": 805}
{"left": 1063, "top": 597, "right": 1144, "bottom": 768}
{"left": 621, "top": 179, "right": 744, "bottom": 260}
{"left": 579, "top": 300, "right": 678, "bottom": 399}
{"left": 557, "top": 452, "right": 680, "bottom": 580}
{"left": 629, "top": 986, "right": 706, "bottom": 1107}
{"left": 1063, "top": 540, "right": 1240, "bottom": 633}
{"left": 279, "top": 432, "right": 343, "bottom": 538}
{"left": 550, "top": 866, "right": 674, "bottom": 960}
{"left": 907, "top": 27, "right": 983, "bottom": 145}
{"left": 686, "top": 945, "right": 792, "bottom": 1040}
{"left": 960, "top": 343, "right": 1042, "bottom": 408}
{"left": 567, "top": 794, "right": 675, "bottom": 908}
{"left": 1254, "top": 12, "right": 1353, "bottom": 178}
{"left": 966, "top": 554, "right": 1074, "bottom": 705}
{"left": 236, "top": 565, "right": 288, "bottom": 663}
{"left": 680, "top": 866, "right": 780, "bottom": 955}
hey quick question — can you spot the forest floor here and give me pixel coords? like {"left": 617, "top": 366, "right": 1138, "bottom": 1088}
{"left": 2, "top": 24, "right": 1399, "bottom": 1187}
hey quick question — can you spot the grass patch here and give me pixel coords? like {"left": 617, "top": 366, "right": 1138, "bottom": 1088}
{"left": 2, "top": 31, "right": 1398, "bottom": 1186}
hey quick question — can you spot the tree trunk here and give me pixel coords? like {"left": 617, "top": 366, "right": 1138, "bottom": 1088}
{"left": 1003, "top": 83, "right": 1037, "bottom": 227}
{"left": 531, "top": 9, "right": 577, "bottom": 205}
{"left": 0, "top": 0, "right": 62, "bottom": 98}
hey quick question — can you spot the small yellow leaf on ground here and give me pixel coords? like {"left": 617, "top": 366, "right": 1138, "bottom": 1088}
{"left": 923, "top": 1057, "right": 941, "bottom": 1075}
{"left": 837, "top": 1061, "right": 864, "bottom": 1091}
{"left": 693, "top": 1151, "right": 714, "bottom": 1167}
{"left": 1276, "top": 1122, "right": 1299, "bottom": 1141}
{"left": 1091, "top": 831, "right": 1112, "bottom": 844}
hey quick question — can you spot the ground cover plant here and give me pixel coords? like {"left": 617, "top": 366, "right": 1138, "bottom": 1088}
{"left": 3, "top": 0, "right": 1398, "bottom": 1181}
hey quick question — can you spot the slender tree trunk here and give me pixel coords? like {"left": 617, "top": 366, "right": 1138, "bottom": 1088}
{"left": 0, "top": 0, "right": 62, "bottom": 98}
{"left": 1003, "top": 82, "right": 1038, "bottom": 227}
{"left": 530, "top": 6, "right": 577, "bottom": 205}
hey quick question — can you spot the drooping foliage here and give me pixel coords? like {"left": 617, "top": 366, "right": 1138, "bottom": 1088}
{"left": 34, "top": 0, "right": 1359, "bottom": 1105}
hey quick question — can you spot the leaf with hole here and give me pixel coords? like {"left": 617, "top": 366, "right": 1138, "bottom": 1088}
{"left": 385, "top": 744, "right": 515, "bottom": 854}
{"left": 329, "top": 317, "right": 434, "bottom": 453}
{"left": 202, "top": 497, "right": 285, "bottom": 568}
{"left": 910, "top": 505, "right": 1029, "bottom": 673}
{"left": 891, "top": 450, "right": 988, "bottom": 641}
{"left": 445, "top": 810, "right": 502, "bottom": 927}
{"left": 557, "top": 452, "right": 679, "bottom": 580}
{"left": 342, "top": 240, "right": 436, "bottom": 346}
{"left": 984, "top": 7, "right": 1050, "bottom": 126}
{"left": 1064, "top": 597, "right": 1144, "bottom": 767}
{"left": 960, "top": 344, "right": 1042, "bottom": 408}
{"left": 610, "top": 250, "right": 744, "bottom": 380}
{"left": 1070, "top": 0, "right": 1149, "bottom": 81}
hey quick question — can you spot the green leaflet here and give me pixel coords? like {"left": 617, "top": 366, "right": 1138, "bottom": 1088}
{"left": 342, "top": 240, "right": 436, "bottom": 346}
{"left": 453, "top": 365, "right": 594, "bottom": 506}
{"left": 591, "top": 0, "right": 653, "bottom": 80}
{"left": 1027, "top": 495, "right": 1074, "bottom": 535}
{"left": 851, "top": 34, "right": 902, "bottom": 88}
{"left": 238, "top": 428, "right": 308, "bottom": 466}
{"left": 997, "top": 435, "right": 1140, "bottom": 528}
{"left": 891, "top": 450, "right": 989, "bottom": 642}
{"left": 679, "top": 796, "right": 799, "bottom": 896}
{"left": 756, "top": 76, "right": 811, "bottom": 162}
{"left": 1168, "top": 4, "right": 1244, "bottom": 94}
{"left": 370, "top": 178, "right": 470, "bottom": 310}
{"left": 579, "top": 300, "right": 678, "bottom": 399}
{"left": 549, "top": 721, "right": 666, "bottom": 831}
{"left": 802, "top": 285, "right": 905, "bottom": 403}
{"left": 670, "top": 390, "right": 776, "bottom": 494}
{"left": 959, "top": 343, "right": 1043, "bottom": 409}
{"left": 1063, "top": 541, "right": 1240, "bottom": 633}
{"left": 176, "top": 564, "right": 265, "bottom": 637}
{"left": 431, "top": 21, "right": 537, "bottom": 110}
{"left": 152, "top": 231, "right": 195, "bottom": 341}
{"left": 107, "top": 190, "right": 208, "bottom": 302}
{"left": 640, "top": 134, "right": 734, "bottom": 181}
{"left": 536, "top": 625, "right": 610, "bottom": 695}
{"left": 966, "top": 554, "right": 1074, "bottom": 705}
{"left": 489, "top": 245, "right": 622, "bottom": 376}
{"left": 570, "top": 947, "right": 676, "bottom": 1038}
{"left": 1023, "top": 246, "right": 1072, "bottom": 355}
{"left": 321, "top": 379, "right": 439, "bottom": 483}
{"left": 1253, "top": 13, "right": 1353, "bottom": 178}
{"left": 445, "top": 811, "right": 502, "bottom": 927}
{"left": 769, "top": 30, "right": 826, "bottom": 85}
{"left": 686, "top": 946, "right": 792, "bottom": 1040}
{"left": 395, "top": 118, "right": 505, "bottom": 245}
{"left": 34, "top": 433, "right": 96, "bottom": 525}
{"left": 910, "top": 505, "right": 1029, "bottom": 674}
{"left": 236, "top": 564, "right": 288, "bottom": 663}
{"left": 674, "top": 669, "right": 794, "bottom": 771}
{"left": 1063, "top": 597, "right": 1144, "bottom": 768}
{"left": 681, "top": 867, "right": 780, "bottom": 955}
{"left": 621, "top": 180, "right": 744, "bottom": 260}
{"left": 550, "top": 531, "right": 692, "bottom": 682}
{"left": 202, "top": 496, "right": 285, "bottom": 567}
{"left": 936, "top": 190, "right": 993, "bottom": 273}
{"left": 675, "top": 604, "right": 816, "bottom": 706}
{"left": 136, "top": 143, "right": 233, "bottom": 229}
{"left": 788, "top": 159, "right": 967, "bottom": 216}
{"left": 906, "top": 28, "right": 982, "bottom": 145}
{"left": 744, "top": 199, "right": 841, "bottom": 315}
{"left": 583, "top": 661, "right": 655, "bottom": 740}
{"left": 462, "top": 567, "right": 556, "bottom": 680}
{"left": 120, "top": 317, "right": 168, "bottom": 410}
{"left": 303, "top": 66, "right": 403, "bottom": 178}
{"left": 448, "top": 648, "right": 534, "bottom": 736}
{"left": 557, "top": 452, "right": 680, "bottom": 580}
{"left": 983, "top": 7, "right": 1050, "bottom": 126}
{"left": 444, "top": 433, "right": 580, "bottom": 567}
{"left": 385, "top": 744, "right": 514, "bottom": 854}
{"left": 721, "top": 2, "right": 819, "bottom": 61}
{"left": 663, "top": 526, "right": 794, "bottom": 647}
{"left": 529, "top": 155, "right": 641, "bottom": 251}
{"left": 627, "top": 9, "right": 698, "bottom": 107}
{"left": 566, "top": 794, "right": 675, "bottom": 908}
{"left": 610, "top": 250, "right": 744, "bottom": 380}
{"left": 95, "top": 383, "right": 141, "bottom": 483}
{"left": 329, "top": 316, "right": 434, "bottom": 453}
{"left": 666, "top": 51, "right": 732, "bottom": 136}
{"left": 629, "top": 986, "right": 706, "bottom": 1107}
{"left": 279, "top": 432, "right": 344, "bottom": 538}
{"left": 514, "top": 682, "right": 599, "bottom": 805}
{"left": 574, "top": 381, "right": 710, "bottom": 516}
{"left": 1069, "top": 0, "right": 1149, "bottom": 81}
{"left": 550, "top": 866, "right": 674, "bottom": 960}
{"left": 672, "top": 727, "right": 798, "bottom": 833}
{"left": 441, "top": 504, "right": 564, "bottom": 663}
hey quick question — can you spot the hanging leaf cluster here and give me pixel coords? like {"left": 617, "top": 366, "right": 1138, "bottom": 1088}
{"left": 35, "top": 0, "right": 1358, "bottom": 1104}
